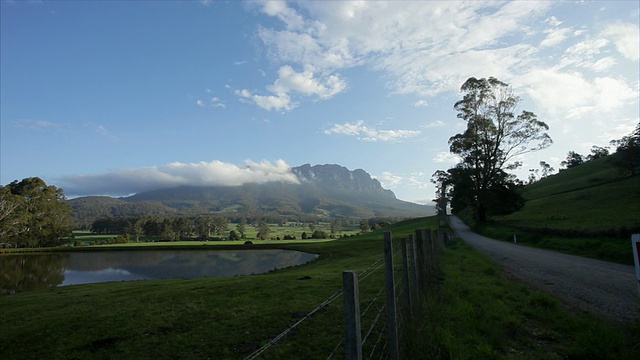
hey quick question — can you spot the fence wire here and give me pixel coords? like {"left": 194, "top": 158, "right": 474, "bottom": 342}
{"left": 243, "top": 288, "right": 343, "bottom": 360}
{"left": 244, "top": 228, "right": 448, "bottom": 360}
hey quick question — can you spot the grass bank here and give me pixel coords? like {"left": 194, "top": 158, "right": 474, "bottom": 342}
{"left": 1, "top": 216, "right": 637, "bottom": 359}
{"left": 409, "top": 239, "right": 639, "bottom": 359}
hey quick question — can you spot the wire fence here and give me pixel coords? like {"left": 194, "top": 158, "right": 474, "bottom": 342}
{"left": 242, "top": 226, "right": 451, "bottom": 360}
{"left": 343, "top": 229, "right": 449, "bottom": 360}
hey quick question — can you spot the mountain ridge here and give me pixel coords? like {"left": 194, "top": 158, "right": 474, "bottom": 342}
{"left": 68, "top": 164, "right": 434, "bottom": 227}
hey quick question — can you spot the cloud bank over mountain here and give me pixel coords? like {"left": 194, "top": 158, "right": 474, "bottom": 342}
{"left": 60, "top": 159, "right": 299, "bottom": 196}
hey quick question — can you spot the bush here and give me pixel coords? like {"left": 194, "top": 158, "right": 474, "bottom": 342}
{"left": 310, "top": 230, "right": 327, "bottom": 239}
{"left": 228, "top": 230, "right": 240, "bottom": 241}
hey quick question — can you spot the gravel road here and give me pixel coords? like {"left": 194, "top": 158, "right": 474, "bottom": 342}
{"left": 448, "top": 216, "right": 639, "bottom": 323}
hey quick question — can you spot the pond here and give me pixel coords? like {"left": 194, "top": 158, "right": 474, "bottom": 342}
{"left": 0, "top": 249, "right": 318, "bottom": 295}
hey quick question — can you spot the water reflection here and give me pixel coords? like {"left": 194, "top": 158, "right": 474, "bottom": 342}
{"left": 0, "top": 249, "right": 317, "bottom": 295}
{"left": 0, "top": 253, "right": 68, "bottom": 295}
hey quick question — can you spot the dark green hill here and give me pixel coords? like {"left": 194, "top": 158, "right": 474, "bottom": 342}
{"left": 68, "top": 196, "right": 175, "bottom": 228}
{"left": 497, "top": 153, "right": 639, "bottom": 232}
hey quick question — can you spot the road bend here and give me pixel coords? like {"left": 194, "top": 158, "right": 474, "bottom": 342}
{"left": 448, "top": 215, "right": 639, "bottom": 323}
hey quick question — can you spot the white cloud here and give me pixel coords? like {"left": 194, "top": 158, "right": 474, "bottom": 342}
{"left": 592, "top": 76, "right": 638, "bottom": 111}
{"left": 324, "top": 120, "right": 421, "bottom": 142}
{"left": 247, "top": 0, "right": 638, "bottom": 167}
{"left": 235, "top": 88, "right": 294, "bottom": 111}
{"left": 255, "top": 1, "right": 551, "bottom": 98}
{"left": 235, "top": 65, "right": 346, "bottom": 111}
{"left": 60, "top": 159, "right": 299, "bottom": 196}
{"left": 268, "top": 65, "right": 347, "bottom": 99}
{"left": 521, "top": 68, "right": 638, "bottom": 120}
{"left": 210, "top": 97, "right": 226, "bottom": 108}
{"left": 197, "top": 93, "right": 227, "bottom": 109}
{"left": 14, "top": 119, "right": 67, "bottom": 132}
{"left": 559, "top": 37, "right": 609, "bottom": 69}
{"left": 405, "top": 173, "right": 430, "bottom": 189}
{"left": 599, "top": 121, "right": 638, "bottom": 144}
{"left": 545, "top": 16, "right": 562, "bottom": 27}
{"left": 540, "top": 26, "right": 572, "bottom": 47}
{"left": 602, "top": 22, "right": 639, "bottom": 61}
{"left": 433, "top": 152, "right": 461, "bottom": 164}
{"left": 374, "top": 171, "right": 403, "bottom": 187}
{"left": 422, "top": 120, "right": 445, "bottom": 128}
{"left": 93, "top": 124, "right": 119, "bottom": 141}
{"left": 520, "top": 69, "right": 593, "bottom": 117}
{"left": 589, "top": 56, "right": 616, "bottom": 72}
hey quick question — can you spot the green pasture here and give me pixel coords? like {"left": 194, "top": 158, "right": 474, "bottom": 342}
{"left": 239, "top": 222, "right": 361, "bottom": 240}
{"left": 521, "top": 155, "right": 626, "bottom": 201}
{"left": 1, "top": 216, "right": 637, "bottom": 359}
{"left": 71, "top": 222, "right": 361, "bottom": 247}
{"left": 501, "top": 176, "right": 639, "bottom": 231}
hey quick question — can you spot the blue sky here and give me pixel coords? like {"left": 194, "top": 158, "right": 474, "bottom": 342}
{"left": 1, "top": 0, "right": 638, "bottom": 204}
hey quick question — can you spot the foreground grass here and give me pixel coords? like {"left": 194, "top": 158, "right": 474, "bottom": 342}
{"left": 1, "top": 217, "right": 637, "bottom": 359}
{"left": 0, "top": 218, "right": 432, "bottom": 360}
{"left": 408, "top": 239, "right": 639, "bottom": 360}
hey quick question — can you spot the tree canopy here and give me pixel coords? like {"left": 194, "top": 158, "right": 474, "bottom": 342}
{"left": 609, "top": 125, "right": 639, "bottom": 176}
{"left": 440, "top": 77, "right": 552, "bottom": 222}
{"left": 0, "top": 177, "right": 74, "bottom": 247}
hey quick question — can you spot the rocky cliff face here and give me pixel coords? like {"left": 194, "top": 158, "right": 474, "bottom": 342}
{"left": 292, "top": 164, "right": 394, "bottom": 196}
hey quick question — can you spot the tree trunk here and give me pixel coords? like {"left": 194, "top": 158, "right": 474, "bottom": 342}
{"left": 476, "top": 203, "right": 487, "bottom": 223}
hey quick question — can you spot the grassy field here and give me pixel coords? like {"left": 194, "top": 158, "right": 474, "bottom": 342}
{"left": 1, "top": 216, "right": 637, "bottom": 359}
{"left": 70, "top": 222, "right": 362, "bottom": 246}
{"left": 467, "top": 156, "right": 640, "bottom": 264}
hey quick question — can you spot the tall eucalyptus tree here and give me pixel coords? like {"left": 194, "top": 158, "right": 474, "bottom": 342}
{"left": 448, "top": 77, "right": 552, "bottom": 222}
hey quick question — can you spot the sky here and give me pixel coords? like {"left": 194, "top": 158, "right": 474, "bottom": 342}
{"left": 1, "top": 0, "right": 638, "bottom": 204}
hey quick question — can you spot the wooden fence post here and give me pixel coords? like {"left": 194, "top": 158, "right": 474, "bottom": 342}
{"left": 343, "top": 270, "right": 362, "bottom": 360}
{"left": 414, "top": 229, "right": 425, "bottom": 297}
{"left": 384, "top": 231, "right": 399, "bottom": 360}
{"left": 421, "top": 228, "right": 431, "bottom": 270}
{"left": 400, "top": 237, "right": 411, "bottom": 317}
{"left": 408, "top": 234, "right": 418, "bottom": 302}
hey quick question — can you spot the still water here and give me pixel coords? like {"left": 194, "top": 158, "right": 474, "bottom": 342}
{"left": 0, "top": 249, "right": 318, "bottom": 295}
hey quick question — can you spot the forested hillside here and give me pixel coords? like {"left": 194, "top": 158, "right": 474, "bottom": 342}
{"left": 68, "top": 164, "right": 434, "bottom": 228}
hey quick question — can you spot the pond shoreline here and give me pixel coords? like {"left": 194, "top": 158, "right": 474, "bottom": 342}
{"left": 0, "top": 248, "right": 319, "bottom": 294}
{"left": 0, "top": 241, "right": 325, "bottom": 254}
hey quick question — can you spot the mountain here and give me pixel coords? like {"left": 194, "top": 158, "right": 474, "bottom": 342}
{"left": 68, "top": 164, "right": 435, "bottom": 227}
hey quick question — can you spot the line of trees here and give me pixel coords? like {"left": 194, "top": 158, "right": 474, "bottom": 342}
{"left": 0, "top": 177, "right": 74, "bottom": 247}
{"left": 91, "top": 215, "right": 232, "bottom": 241}
{"left": 559, "top": 125, "right": 639, "bottom": 175}
{"left": 89, "top": 214, "right": 399, "bottom": 242}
